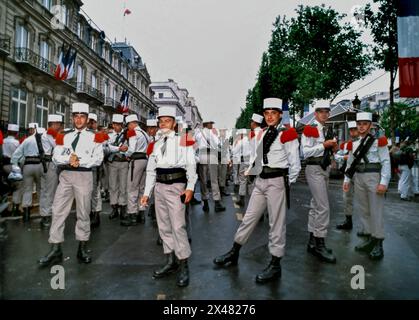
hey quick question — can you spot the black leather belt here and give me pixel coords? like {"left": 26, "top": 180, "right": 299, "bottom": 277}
{"left": 24, "top": 156, "right": 41, "bottom": 165}
{"left": 156, "top": 168, "right": 187, "bottom": 184}
{"left": 260, "top": 167, "right": 290, "bottom": 209}
{"left": 112, "top": 156, "right": 128, "bottom": 162}
{"left": 355, "top": 163, "right": 381, "bottom": 173}
{"left": 306, "top": 157, "right": 323, "bottom": 165}
{"left": 58, "top": 165, "right": 92, "bottom": 172}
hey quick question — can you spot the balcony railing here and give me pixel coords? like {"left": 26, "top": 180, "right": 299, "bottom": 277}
{"left": 14, "top": 47, "right": 57, "bottom": 76}
{"left": 0, "top": 36, "right": 11, "bottom": 55}
{"left": 76, "top": 82, "right": 104, "bottom": 102}
{"left": 104, "top": 97, "right": 118, "bottom": 108}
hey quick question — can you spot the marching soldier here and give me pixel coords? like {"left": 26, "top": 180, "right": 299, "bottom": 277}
{"left": 2, "top": 124, "right": 22, "bottom": 216}
{"left": 343, "top": 112, "right": 391, "bottom": 260}
{"left": 11, "top": 123, "right": 44, "bottom": 222}
{"left": 39, "top": 115, "right": 64, "bottom": 229}
{"left": 38, "top": 103, "right": 104, "bottom": 267}
{"left": 140, "top": 106, "right": 197, "bottom": 287}
{"left": 301, "top": 105, "right": 338, "bottom": 263}
{"left": 232, "top": 129, "right": 251, "bottom": 207}
{"left": 107, "top": 114, "right": 129, "bottom": 220}
{"left": 194, "top": 121, "right": 225, "bottom": 212}
{"left": 334, "top": 121, "right": 359, "bottom": 231}
{"left": 123, "top": 114, "right": 150, "bottom": 226}
{"left": 218, "top": 128, "right": 231, "bottom": 197}
{"left": 146, "top": 119, "right": 159, "bottom": 224}
{"left": 214, "top": 98, "right": 301, "bottom": 284}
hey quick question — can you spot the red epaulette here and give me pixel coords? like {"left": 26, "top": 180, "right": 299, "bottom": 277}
{"left": 94, "top": 132, "right": 107, "bottom": 143}
{"left": 55, "top": 133, "right": 65, "bottom": 146}
{"left": 346, "top": 140, "right": 353, "bottom": 151}
{"left": 303, "top": 125, "right": 319, "bottom": 138}
{"left": 0, "top": 131, "right": 3, "bottom": 145}
{"left": 104, "top": 133, "right": 110, "bottom": 141}
{"left": 127, "top": 129, "right": 136, "bottom": 139}
{"left": 280, "top": 128, "right": 298, "bottom": 144}
{"left": 378, "top": 136, "right": 388, "bottom": 147}
{"left": 19, "top": 136, "right": 26, "bottom": 144}
{"left": 180, "top": 133, "right": 195, "bottom": 147}
{"left": 146, "top": 141, "right": 155, "bottom": 156}
{"left": 340, "top": 142, "right": 345, "bottom": 150}
{"left": 249, "top": 131, "right": 256, "bottom": 140}
{"left": 47, "top": 128, "right": 58, "bottom": 138}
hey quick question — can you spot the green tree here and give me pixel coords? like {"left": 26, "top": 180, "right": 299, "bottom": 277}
{"left": 380, "top": 103, "right": 419, "bottom": 141}
{"left": 364, "top": 0, "right": 398, "bottom": 142}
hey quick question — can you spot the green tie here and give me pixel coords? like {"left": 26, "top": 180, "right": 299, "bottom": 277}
{"left": 71, "top": 132, "right": 81, "bottom": 151}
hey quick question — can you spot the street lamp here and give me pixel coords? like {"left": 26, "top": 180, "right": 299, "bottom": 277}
{"left": 352, "top": 94, "right": 361, "bottom": 110}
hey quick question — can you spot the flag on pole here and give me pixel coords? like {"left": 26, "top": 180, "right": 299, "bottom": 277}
{"left": 124, "top": 8, "right": 132, "bottom": 16}
{"left": 397, "top": 0, "right": 419, "bottom": 97}
{"left": 54, "top": 46, "right": 77, "bottom": 81}
{"left": 282, "top": 100, "right": 290, "bottom": 128}
{"left": 54, "top": 45, "right": 65, "bottom": 80}
{"left": 117, "top": 89, "right": 130, "bottom": 114}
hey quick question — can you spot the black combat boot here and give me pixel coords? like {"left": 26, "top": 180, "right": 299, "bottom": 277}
{"left": 22, "top": 207, "right": 30, "bottom": 223}
{"left": 202, "top": 200, "right": 209, "bottom": 212}
{"left": 213, "top": 242, "right": 241, "bottom": 266}
{"left": 369, "top": 238, "right": 384, "bottom": 260}
{"left": 355, "top": 236, "right": 376, "bottom": 253}
{"left": 109, "top": 205, "right": 119, "bottom": 220}
{"left": 38, "top": 243, "right": 63, "bottom": 267}
{"left": 120, "top": 213, "right": 137, "bottom": 226}
{"left": 214, "top": 201, "right": 226, "bottom": 212}
{"left": 311, "top": 237, "right": 336, "bottom": 263}
{"left": 336, "top": 215, "right": 353, "bottom": 230}
{"left": 255, "top": 255, "right": 282, "bottom": 284}
{"left": 90, "top": 212, "right": 100, "bottom": 228}
{"left": 137, "top": 211, "right": 146, "bottom": 224}
{"left": 220, "top": 187, "right": 230, "bottom": 197}
{"left": 235, "top": 196, "right": 245, "bottom": 207}
{"left": 153, "top": 252, "right": 179, "bottom": 278}
{"left": 40, "top": 216, "right": 52, "bottom": 230}
{"left": 177, "top": 259, "right": 190, "bottom": 287}
{"left": 307, "top": 232, "right": 332, "bottom": 254}
{"left": 119, "top": 206, "right": 127, "bottom": 220}
{"left": 77, "top": 241, "right": 92, "bottom": 264}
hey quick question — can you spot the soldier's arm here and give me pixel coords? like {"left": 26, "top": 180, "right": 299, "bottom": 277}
{"left": 52, "top": 145, "right": 71, "bottom": 165}
{"left": 301, "top": 134, "right": 325, "bottom": 159}
{"left": 378, "top": 142, "right": 391, "bottom": 187}
{"left": 143, "top": 152, "right": 157, "bottom": 197}
{"left": 10, "top": 142, "right": 25, "bottom": 166}
{"left": 285, "top": 139, "right": 301, "bottom": 184}
{"left": 185, "top": 145, "right": 197, "bottom": 191}
{"left": 125, "top": 136, "right": 137, "bottom": 157}
{"left": 343, "top": 150, "right": 354, "bottom": 184}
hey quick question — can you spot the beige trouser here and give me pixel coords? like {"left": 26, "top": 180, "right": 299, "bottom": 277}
{"left": 127, "top": 159, "right": 147, "bottom": 214}
{"left": 354, "top": 172, "right": 385, "bottom": 239}
{"left": 218, "top": 164, "right": 228, "bottom": 188}
{"left": 306, "top": 165, "right": 331, "bottom": 238}
{"left": 49, "top": 171, "right": 93, "bottom": 243}
{"left": 232, "top": 164, "right": 240, "bottom": 186}
{"left": 343, "top": 180, "right": 355, "bottom": 217}
{"left": 40, "top": 161, "right": 59, "bottom": 217}
{"left": 22, "top": 164, "right": 42, "bottom": 208}
{"left": 155, "top": 182, "right": 191, "bottom": 260}
{"left": 238, "top": 160, "right": 250, "bottom": 196}
{"left": 91, "top": 167, "right": 102, "bottom": 212}
{"left": 234, "top": 176, "right": 287, "bottom": 257}
{"left": 3, "top": 164, "right": 23, "bottom": 204}
{"left": 198, "top": 164, "right": 221, "bottom": 201}
{"left": 108, "top": 161, "right": 129, "bottom": 206}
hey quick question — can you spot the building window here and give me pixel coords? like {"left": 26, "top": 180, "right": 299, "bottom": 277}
{"left": 113, "top": 87, "right": 117, "bottom": 101}
{"left": 55, "top": 103, "right": 66, "bottom": 123}
{"left": 104, "top": 81, "right": 108, "bottom": 99}
{"left": 41, "top": 0, "right": 51, "bottom": 10}
{"left": 10, "top": 87, "right": 27, "bottom": 128}
{"left": 39, "top": 41, "right": 50, "bottom": 60}
{"left": 91, "top": 73, "right": 97, "bottom": 89}
{"left": 15, "top": 24, "right": 29, "bottom": 48}
{"left": 91, "top": 36, "right": 97, "bottom": 51}
{"left": 35, "top": 96, "right": 49, "bottom": 127}
{"left": 77, "top": 65, "right": 84, "bottom": 83}
{"left": 61, "top": 5, "right": 69, "bottom": 27}
{"left": 77, "top": 22, "right": 82, "bottom": 38}
{"left": 158, "top": 93, "right": 164, "bottom": 99}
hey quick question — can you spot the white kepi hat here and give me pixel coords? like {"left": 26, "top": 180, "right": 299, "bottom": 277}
{"left": 315, "top": 105, "right": 331, "bottom": 112}
{"left": 48, "top": 114, "right": 63, "bottom": 123}
{"left": 7, "top": 124, "right": 19, "bottom": 132}
{"left": 28, "top": 123, "right": 39, "bottom": 129}
{"left": 147, "top": 119, "right": 158, "bottom": 127}
{"left": 88, "top": 113, "right": 98, "bottom": 122}
{"left": 158, "top": 106, "right": 176, "bottom": 119}
{"left": 356, "top": 112, "right": 372, "bottom": 122}
{"left": 347, "top": 121, "right": 357, "bottom": 129}
{"left": 36, "top": 127, "right": 46, "bottom": 134}
{"left": 125, "top": 114, "right": 139, "bottom": 123}
{"left": 72, "top": 102, "right": 89, "bottom": 114}
{"left": 112, "top": 114, "right": 124, "bottom": 123}
{"left": 251, "top": 113, "right": 264, "bottom": 124}
{"left": 263, "top": 98, "right": 283, "bottom": 111}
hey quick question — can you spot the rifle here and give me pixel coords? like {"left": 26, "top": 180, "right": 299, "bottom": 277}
{"left": 345, "top": 133, "right": 375, "bottom": 179}
{"left": 108, "top": 128, "right": 128, "bottom": 162}
{"left": 320, "top": 125, "right": 336, "bottom": 171}
{"left": 34, "top": 130, "right": 47, "bottom": 173}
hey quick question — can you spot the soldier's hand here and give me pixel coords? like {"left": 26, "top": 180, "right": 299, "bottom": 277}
{"left": 140, "top": 196, "right": 149, "bottom": 207}
{"left": 119, "top": 145, "right": 128, "bottom": 152}
{"left": 343, "top": 182, "right": 350, "bottom": 192}
{"left": 69, "top": 153, "right": 79, "bottom": 167}
{"left": 323, "top": 140, "right": 337, "bottom": 149}
{"left": 343, "top": 155, "right": 349, "bottom": 161}
{"left": 376, "top": 184, "right": 387, "bottom": 195}
{"left": 182, "top": 190, "right": 194, "bottom": 204}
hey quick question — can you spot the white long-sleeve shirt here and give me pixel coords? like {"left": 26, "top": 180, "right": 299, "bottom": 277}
{"left": 144, "top": 130, "right": 197, "bottom": 197}
{"left": 126, "top": 126, "right": 150, "bottom": 157}
{"left": 301, "top": 120, "right": 327, "bottom": 159}
{"left": 11, "top": 134, "right": 39, "bottom": 165}
{"left": 2, "top": 136, "right": 19, "bottom": 158}
{"left": 107, "top": 130, "right": 128, "bottom": 157}
{"left": 194, "top": 128, "right": 220, "bottom": 150}
{"left": 53, "top": 128, "right": 103, "bottom": 169}
{"left": 41, "top": 130, "right": 57, "bottom": 156}
{"left": 344, "top": 136, "right": 391, "bottom": 187}
{"left": 232, "top": 136, "right": 251, "bottom": 164}
{"left": 247, "top": 127, "right": 301, "bottom": 184}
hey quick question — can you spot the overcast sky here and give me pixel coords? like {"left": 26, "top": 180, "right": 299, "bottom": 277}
{"left": 83, "top": 0, "right": 396, "bottom": 128}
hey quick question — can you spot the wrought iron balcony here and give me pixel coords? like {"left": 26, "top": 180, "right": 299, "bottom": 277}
{"left": 104, "top": 97, "right": 118, "bottom": 108}
{"left": 76, "top": 82, "right": 104, "bottom": 103}
{"left": 14, "top": 47, "right": 57, "bottom": 75}
{"left": 0, "top": 36, "right": 11, "bottom": 55}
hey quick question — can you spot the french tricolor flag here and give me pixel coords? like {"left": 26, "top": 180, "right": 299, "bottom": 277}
{"left": 397, "top": 0, "right": 419, "bottom": 97}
